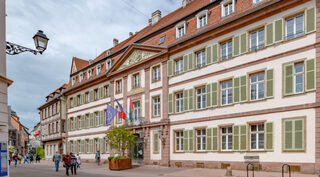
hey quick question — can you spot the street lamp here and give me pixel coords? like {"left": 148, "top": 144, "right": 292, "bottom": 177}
{"left": 6, "top": 30, "right": 49, "bottom": 55}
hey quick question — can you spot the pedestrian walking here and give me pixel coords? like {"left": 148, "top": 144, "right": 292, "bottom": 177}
{"left": 52, "top": 151, "right": 61, "bottom": 172}
{"left": 30, "top": 154, "right": 34, "bottom": 164}
{"left": 76, "top": 154, "right": 81, "bottom": 169}
{"left": 27, "top": 153, "right": 30, "bottom": 163}
{"left": 36, "top": 154, "right": 41, "bottom": 163}
{"left": 95, "top": 150, "right": 100, "bottom": 166}
{"left": 23, "top": 154, "right": 29, "bottom": 164}
{"left": 70, "top": 153, "right": 77, "bottom": 175}
{"left": 62, "top": 153, "right": 72, "bottom": 176}
{"left": 8, "top": 154, "right": 12, "bottom": 166}
{"left": 13, "top": 153, "right": 18, "bottom": 167}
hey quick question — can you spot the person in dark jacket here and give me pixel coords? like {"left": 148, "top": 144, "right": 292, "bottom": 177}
{"left": 70, "top": 153, "right": 77, "bottom": 175}
{"left": 62, "top": 153, "right": 72, "bottom": 176}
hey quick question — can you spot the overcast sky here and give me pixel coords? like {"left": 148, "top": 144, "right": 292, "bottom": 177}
{"left": 6, "top": 0, "right": 181, "bottom": 131}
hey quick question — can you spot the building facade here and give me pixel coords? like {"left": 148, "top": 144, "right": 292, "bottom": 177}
{"left": 58, "top": 0, "right": 319, "bottom": 173}
{"left": 38, "top": 84, "right": 67, "bottom": 159}
{"left": 29, "top": 122, "right": 42, "bottom": 153}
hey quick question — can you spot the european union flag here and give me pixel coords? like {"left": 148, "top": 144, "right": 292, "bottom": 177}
{"left": 106, "top": 104, "right": 118, "bottom": 126}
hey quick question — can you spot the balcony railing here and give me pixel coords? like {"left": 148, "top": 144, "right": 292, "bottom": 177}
{"left": 125, "top": 117, "right": 145, "bottom": 127}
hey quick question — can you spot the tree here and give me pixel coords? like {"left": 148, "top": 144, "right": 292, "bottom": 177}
{"left": 8, "top": 145, "right": 15, "bottom": 155}
{"left": 36, "top": 146, "right": 44, "bottom": 158}
{"left": 106, "top": 125, "right": 137, "bottom": 157}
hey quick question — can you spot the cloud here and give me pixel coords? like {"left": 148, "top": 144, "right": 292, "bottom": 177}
{"left": 6, "top": 0, "right": 181, "bottom": 130}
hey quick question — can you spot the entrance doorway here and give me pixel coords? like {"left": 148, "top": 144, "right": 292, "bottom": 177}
{"left": 130, "top": 135, "right": 144, "bottom": 164}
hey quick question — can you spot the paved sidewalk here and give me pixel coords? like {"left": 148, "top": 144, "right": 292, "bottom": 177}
{"left": 31, "top": 160, "right": 319, "bottom": 177}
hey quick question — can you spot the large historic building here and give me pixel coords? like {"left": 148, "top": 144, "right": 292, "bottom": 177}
{"left": 38, "top": 84, "right": 67, "bottom": 158}
{"left": 40, "top": 0, "right": 320, "bottom": 173}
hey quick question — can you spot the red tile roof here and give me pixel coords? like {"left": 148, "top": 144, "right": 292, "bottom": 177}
{"left": 73, "top": 57, "right": 89, "bottom": 71}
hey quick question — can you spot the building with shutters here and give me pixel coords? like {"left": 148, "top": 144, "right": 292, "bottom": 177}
{"left": 60, "top": 0, "right": 320, "bottom": 173}
{"left": 38, "top": 84, "right": 67, "bottom": 159}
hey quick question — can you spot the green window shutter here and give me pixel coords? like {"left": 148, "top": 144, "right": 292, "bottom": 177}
{"left": 266, "top": 69, "right": 274, "bottom": 98}
{"left": 188, "top": 53, "right": 194, "bottom": 70}
{"left": 99, "top": 87, "right": 103, "bottom": 99}
{"left": 67, "top": 99, "right": 70, "bottom": 109}
{"left": 206, "top": 45, "right": 212, "bottom": 65}
{"left": 212, "top": 127, "right": 218, "bottom": 151}
{"left": 75, "top": 141, "right": 78, "bottom": 153}
{"left": 183, "top": 130, "right": 189, "bottom": 151}
{"left": 240, "top": 32, "right": 248, "bottom": 54}
{"left": 294, "top": 119, "right": 304, "bottom": 150}
{"left": 305, "top": 7, "right": 316, "bottom": 34}
{"left": 168, "top": 93, "right": 173, "bottom": 114}
{"left": 206, "top": 128, "right": 212, "bottom": 151}
{"left": 153, "top": 132, "right": 159, "bottom": 153}
{"left": 167, "top": 60, "right": 173, "bottom": 77}
{"left": 305, "top": 58, "right": 316, "bottom": 91}
{"left": 188, "top": 130, "right": 194, "bottom": 151}
{"left": 232, "top": 35, "right": 240, "bottom": 56}
{"left": 183, "top": 90, "right": 189, "bottom": 112}
{"left": 89, "top": 90, "right": 94, "bottom": 102}
{"left": 240, "top": 125, "right": 247, "bottom": 151}
{"left": 211, "top": 82, "right": 218, "bottom": 107}
{"left": 265, "top": 122, "right": 273, "bottom": 150}
{"left": 82, "top": 94, "right": 85, "bottom": 104}
{"left": 90, "top": 139, "right": 94, "bottom": 153}
{"left": 80, "top": 140, "right": 84, "bottom": 153}
{"left": 240, "top": 75, "right": 247, "bottom": 102}
{"left": 284, "top": 63, "right": 294, "bottom": 95}
{"left": 188, "top": 88, "right": 194, "bottom": 110}
{"left": 233, "top": 77, "right": 240, "bottom": 103}
{"left": 233, "top": 126, "right": 240, "bottom": 151}
{"left": 212, "top": 43, "right": 219, "bottom": 63}
{"left": 81, "top": 115, "right": 85, "bottom": 129}
{"left": 284, "top": 120, "right": 293, "bottom": 150}
{"left": 100, "top": 111, "right": 104, "bottom": 126}
{"left": 89, "top": 113, "right": 94, "bottom": 127}
{"left": 206, "top": 84, "right": 212, "bottom": 107}
{"left": 183, "top": 55, "right": 188, "bottom": 72}
{"left": 99, "top": 138, "right": 104, "bottom": 153}
{"left": 265, "top": 23, "right": 274, "bottom": 46}
{"left": 274, "top": 18, "right": 283, "bottom": 43}
{"left": 73, "top": 96, "right": 77, "bottom": 107}
{"left": 75, "top": 117, "right": 79, "bottom": 130}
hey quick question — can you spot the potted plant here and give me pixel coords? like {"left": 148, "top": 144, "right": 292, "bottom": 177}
{"left": 106, "top": 125, "right": 137, "bottom": 170}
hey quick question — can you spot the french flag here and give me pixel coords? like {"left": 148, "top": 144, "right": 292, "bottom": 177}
{"left": 115, "top": 99, "right": 126, "bottom": 120}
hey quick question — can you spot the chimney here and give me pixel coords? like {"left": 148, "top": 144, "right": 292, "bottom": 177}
{"left": 148, "top": 19, "right": 152, "bottom": 26}
{"left": 151, "top": 10, "right": 161, "bottom": 25}
{"left": 113, "top": 38, "right": 119, "bottom": 47}
{"left": 129, "top": 32, "right": 133, "bottom": 37}
{"left": 182, "top": 0, "right": 192, "bottom": 7}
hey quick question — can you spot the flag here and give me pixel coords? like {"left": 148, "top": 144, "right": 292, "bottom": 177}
{"left": 115, "top": 99, "right": 126, "bottom": 120}
{"left": 106, "top": 104, "right": 118, "bottom": 126}
{"left": 34, "top": 130, "right": 41, "bottom": 137}
{"left": 129, "top": 97, "right": 133, "bottom": 122}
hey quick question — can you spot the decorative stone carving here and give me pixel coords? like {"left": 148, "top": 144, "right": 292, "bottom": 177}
{"left": 120, "top": 50, "right": 156, "bottom": 69}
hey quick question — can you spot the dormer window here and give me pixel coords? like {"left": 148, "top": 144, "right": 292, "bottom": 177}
{"left": 221, "top": 0, "right": 235, "bottom": 18}
{"left": 87, "top": 69, "right": 92, "bottom": 79}
{"left": 176, "top": 21, "right": 186, "bottom": 39}
{"left": 79, "top": 72, "right": 84, "bottom": 83}
{"left": 106, "top": 59, "right": 112, "bottom": 71}
{"left": 72, "top": 76, "right": 77, "bottom": 86}
{"left": 96, "top": 64, "right": 102, "bottom": 75}
{"left": 196, "top": 10, "right": 208, "bottom": 29}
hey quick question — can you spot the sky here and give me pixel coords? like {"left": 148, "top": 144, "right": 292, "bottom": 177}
{"left": 6, "top": 0, "right": 181, "bottom": 131}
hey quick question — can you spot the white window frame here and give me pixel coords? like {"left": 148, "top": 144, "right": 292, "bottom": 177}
{"left": 96, "top": 64, "right": 102, "bottom": 75}
{"left": 196, "top": 10, "right": 208, "bottom": 29}
{"left": 79, "top": 72, "right": 84, "bottom": 83}
{"left": 176, "top": 21, "right": 186, "bottom": 39}
{"left": 285, "top": 14, "right": 304, "bottom": 40}
{"left": 220, "top": 40, "right": 232, "bottom": 60}
{"left": 221, "top": 0, "right": 235, "bottom": 18}
{"left": 196, "top": 50, "right": 206, "bottom": 68}
{"left": 175, "top": 92, "right": 184, "bottom": 113}
{"left": 250, "top": 124, "right": 265, "bottom": 150}
{"left": 106, "top": 59, "right": 112, "bottom": 71}
{"left": 153, "top": 65, "right": 161, "bottom": 82}
{"left": 294, "top": 63, "right": 304, "bottom": 94}
{"left": 152, "top": 96, "right": 161, "bottom": 117}
{"left": 72, "top": 76, "right": 76, "bottom": 86}
{"left": 196, "top": 87, "right": 206, "bottom": 110}
{"left": 85, "top": 92, "right": 90, "bottom": 103}
{"left": 78, "top": 116, "right": 82, "bottom": 129}
{"left": 87, "top": 69, "right": 92, "bottom": 79}
{"left": 250, "top": 28, "right": 265, "bottom": 51}
{"left": 133, "top": 73, "right": 140, "bottom": 89}
{"left": 196, "top": 129, "right": 206, "bottom": 151}
{"left": 250, "top": 72, "right": 265, "bottom": 101}
{"left": 175, "top": 131, "right": 184, "bottom": 152}
{"left": 116, "top": 79, "right": 122, "bottom": 93}
{"left": 221, "top": 127, "right": 233, "bottom": 151}
{"left": 133, "top": 101, "right": 141, "bottom": 122}
{"left": 94, "top": 89, "right": 99, "bottom": 100}
{"left": 220, "top": 80, "right": 233, "bottom": 106}
{"left": 252, "top": 0, "right": 264, "bottom": 4}
{"left": 175, "top": 59, "right": 183, "bottom": 75}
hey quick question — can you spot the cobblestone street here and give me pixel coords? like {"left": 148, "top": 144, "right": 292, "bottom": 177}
{"left": 8, "top": 161, "right": 318, "bottom": 177}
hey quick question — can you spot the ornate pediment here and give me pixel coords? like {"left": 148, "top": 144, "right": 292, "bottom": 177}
{"left": 119, "top": 50, "right": 156, "bottom": 69}
{"left": 71, "top": 60, "right": 77, "bottom": 74}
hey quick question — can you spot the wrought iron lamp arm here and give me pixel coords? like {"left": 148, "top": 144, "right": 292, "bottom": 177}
{"left": 6, "top": 41, "right": 39, "bottom": 55}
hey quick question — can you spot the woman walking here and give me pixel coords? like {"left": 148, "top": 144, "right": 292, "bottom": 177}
{"left": 62, "top": 153, "right": 72, "bottom": 176}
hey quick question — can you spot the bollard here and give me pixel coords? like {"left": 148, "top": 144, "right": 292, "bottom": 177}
{"left": 225, "top": 166, "right": 232, "bottom": 176}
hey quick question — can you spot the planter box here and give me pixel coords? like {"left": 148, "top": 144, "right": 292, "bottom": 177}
{"left": 109, "top": 158, "right": 132, "bottom": 170}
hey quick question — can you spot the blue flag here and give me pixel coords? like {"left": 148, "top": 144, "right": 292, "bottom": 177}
{"left": 106, "top": 104, "right": 118, "bottom": 126}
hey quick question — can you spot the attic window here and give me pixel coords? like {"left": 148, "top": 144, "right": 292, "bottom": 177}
{"left": 176, "top": 21, "right": 186, "bottom": 39}
{"left": 96, "top": 64, "right": 102, "bottom": 75}
{"left": 72, "top": 76, "right": 77, "bottom": 86}
{"left": 196, "top": 10, "right": 208, "bottom": 29}
{"left": 159, "top": 35, "right": 165, "bottom": 45}
{"left": 79, "top": 72, "right": 84, "bottom": 83}
{"left": 107, "top": 50, "right": 112, "bottom": 56}
{"left": 87, "top": 69, "right": 92, "bottom": 79}
{"left": 106, "top": 59, "right": 112, "bottom": 71}
{"left": 221, "top": 0, "right": 235, "bottom": 18}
